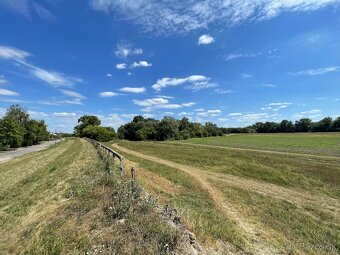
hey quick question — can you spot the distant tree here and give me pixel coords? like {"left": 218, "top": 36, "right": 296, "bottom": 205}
{"left": 6, "top": 104, "right": 29, "bottom": 126}
{"left": 295, "top": 118, "right": 313, "bottom": 132}
{"left": 157, "top": 116, "right": 179, "bottom": 141}
{"left": 74, "top": 115, "right": 101, "bottom": 137}
{"left": 279, "top": 120, "right": 295, "bottom": 132}
{"left": 333, "top": 117, "right": 340, "bottom": 131}
{"left": 82, "top": 126, "right": 116, "bottom": 142}
{"left": 204, "top": 122, "right": 223, "bottom": 136}
{"left": 313, "top": 117, "right": 333, "bottom": 132}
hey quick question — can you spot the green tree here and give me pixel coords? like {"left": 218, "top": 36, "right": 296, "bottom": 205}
{"left": 295, "top": 118, "right": 313, "bottom": 132}
{"left": 74, "top": 115, "right": 101, "bottom": 137}
{"left": 313, "top": 117, "right": 333, "bottom": 132}
{"left": 82, "top": 126, "right": 117, "bottom": 142}
{"left": 332, "top": 117, "right": 340, "bottom": 131}
{"left": 157, "top": 116, "right": 179, "bottom": 141}
{"left": 0, "top": 117, "right": 25, "bottom": 148}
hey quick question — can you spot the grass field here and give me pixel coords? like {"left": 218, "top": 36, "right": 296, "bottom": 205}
{"left": 180, "top": 133, "right": 340, "bottom": 156}
{"left": 110, "top": 133, "right": 340, "bottom": 255}
{"left": 0, "top": 139, "right": 183, "bottom": 255}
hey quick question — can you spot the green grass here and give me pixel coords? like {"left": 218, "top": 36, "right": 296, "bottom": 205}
{"left": 212, "top": 181, "right": 340, "bottom": 255}
{"left": 0, "top": 139, "right": 182, "bottom": 255}
{"left": 116, "top": 141, "right": 340, "bottom": 198}
{"left": 111, "top": 145, "right": 246, "bottom": 250}
{"left": 180, "top": 133, "right": 340, "bottom": 156}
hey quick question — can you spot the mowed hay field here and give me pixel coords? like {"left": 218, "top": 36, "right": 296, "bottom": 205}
{"left": 111, "top": 133, "right": 340, "bottom": 255}
{"left": 180, "top": 133, "right": 340, "bottom": 156}
{"left": 0, "top": 139, "right": 185, "bottom": 255}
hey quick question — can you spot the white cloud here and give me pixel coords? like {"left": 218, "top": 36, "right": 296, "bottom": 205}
{"left": 0, "top": 45, "right": 82, "bottom": 87}
{"left": 0, "top": 45, "right": 31, "bottom": 61}
{"left": 119, "top": 87, "right": 146, "bottom": 93}
{"left": 0, "top": 88, "right": 19, "bottom": 96}
{"left": 133, "top": 97, "right": 169, "bottom": 107}
{"left": 292, "top": 109, "right": 322, "bottom": 120}
{"left": 60, "top": 89, "right": 85, "bottom": 100}
{"left": 198, "top": 34, "right": 215, "bottom": 45}
{"left": 53, "top": 112, "right": 77, "bottom": 118}
{"left": 90, "top": 0, "right": 340, "bottom": 34}
{"left": 261, "top": 84, "right": 277, "bottom": 88}
{"left": 99, "top": 91, "right": 120, "bottom": 97}
{"left": 152, "top": 75, "right": 216, "bottom": 91}
{"left": 228, "top": 113, "right": 242, "bottom": 116}
{"left": 31, "top": 68, "right": 82, "bottom": 87}
{"left": 214, "top": 88, "right": 234, "bottom": 94}
{"left": 261, "top": 102, "right": 292, "bottom": 112}
{"left": 226, "top": 52, "right": 260, "bottom": 61}
{"left": 289, "top": 66, "right": 340, "bottom": 76}
{"left": 106, "top": 73, "right": 112, "bottom": 77}
{"left": 197, "top": 109, "right": 221, "bottom": 117}
{"left": 131, "top": 61, "right": 152, "bottom": 68}
{"left": 0, "top": 0, "right": 54, "bottom": 20}
{"left": 116, "top": 63, "right": 127, "bottom": 69}
{"left": 241, "top": 73, "right": 253, "bottom": 78}
{"left": 134, "top": 97, "right": 195, "bottom": 111}
{"left": 115, "top": 43, "right": 143, "bottom": 58}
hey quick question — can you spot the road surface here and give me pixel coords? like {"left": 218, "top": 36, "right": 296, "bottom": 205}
{"left": 0, "top": 140, "right": 60, "bottom": 164}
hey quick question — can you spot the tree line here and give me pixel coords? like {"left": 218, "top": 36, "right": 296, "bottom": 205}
{"left": 75, "top": 114, "right": 340, "bottom": 142}
{"left": 0, "top": 105, "right": 50, "bottom": 150}
{"left": 227, "top": 117, "right": 340, "bottom": 133}
{"left": 117, "top": 116, "right": 223, "bottom": 141}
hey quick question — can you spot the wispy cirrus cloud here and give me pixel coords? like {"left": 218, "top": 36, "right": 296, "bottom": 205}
{"left": 0, "top": 88, "right": 19, "bottom": 96}
{"left": 152, "top": 75, "right": 216, "bottom": 91}
{"left": 0, "top": 45, "right": 83, "bottom": 87}
{"left": 289, "top": 66, "right": 340, "bottom": 76}
{"left": 90, "top": 0, "right": 339, "bottom": 35}
{"left": 0, "top": 0, "right": 55, "bottom": 20}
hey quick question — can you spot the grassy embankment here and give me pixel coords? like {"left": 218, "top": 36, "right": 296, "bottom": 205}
{"left": 0, "top": 138, "right": 181, "bottom": 255}
{"left": 110, "top": 134, "right": 340, "bottom": 255}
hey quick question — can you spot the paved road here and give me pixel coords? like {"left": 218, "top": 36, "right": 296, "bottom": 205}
{"left": 0, "top": 140, "right": 60, "bottom": 164}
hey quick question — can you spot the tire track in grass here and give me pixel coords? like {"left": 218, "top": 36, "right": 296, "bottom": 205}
{"left": 171, "top": 142, "right": 340, "bottom": 161}
{"left": 112, "top": 144, "right": 279, "bottom": 255}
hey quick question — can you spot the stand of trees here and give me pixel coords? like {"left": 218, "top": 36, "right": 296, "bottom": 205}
{"left": 118, "top": 115, "right": 340, "bottom": 141}
{"left": 74, "top": 115, "right": 117, "bottom": 142}
{"left": 223, "top": 117, "right": 340, "bottom": 134}
{"left": 0, "top": 105, "right": 50, "bottom": 150}
{"left": 117, "top": 116, "right": 223, "bottom": 141}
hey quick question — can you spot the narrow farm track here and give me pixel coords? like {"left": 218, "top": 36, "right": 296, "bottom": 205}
{"left": 112, "top": 144, "right": 282, "bottom": 255}
{"left": 208, "top": 173, "right": 340, "bottom": 221}
{"left": 173, "top": 142, "right": 340, "bottom": 161}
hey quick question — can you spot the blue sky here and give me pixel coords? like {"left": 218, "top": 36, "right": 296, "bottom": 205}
{"left": 0, "top": 0, "right": 340, "bottom": 133}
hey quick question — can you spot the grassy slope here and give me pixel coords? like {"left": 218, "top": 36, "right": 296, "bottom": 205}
{"left": 181, "top": 133, "right": 340, "bottom": 156}
{"left": 0, "top": 139, "right": 180, "bottom": 255}
{"left": 113, "top": 139, "right": 340, "bottom": 254}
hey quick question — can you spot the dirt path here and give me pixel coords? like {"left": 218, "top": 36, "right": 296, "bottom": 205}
{"left": 172, "top": 142, "right": 340, "bottom": 161}
{"left": 208, "top": 173, "right": 340, "bottom": 221}
{"left": 113, "top": 144, "right": 281, "bottom": 255}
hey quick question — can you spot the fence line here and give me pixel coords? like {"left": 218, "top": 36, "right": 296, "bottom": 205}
{"left": 85, "top": 138, "right": 124, "bottom": 176}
